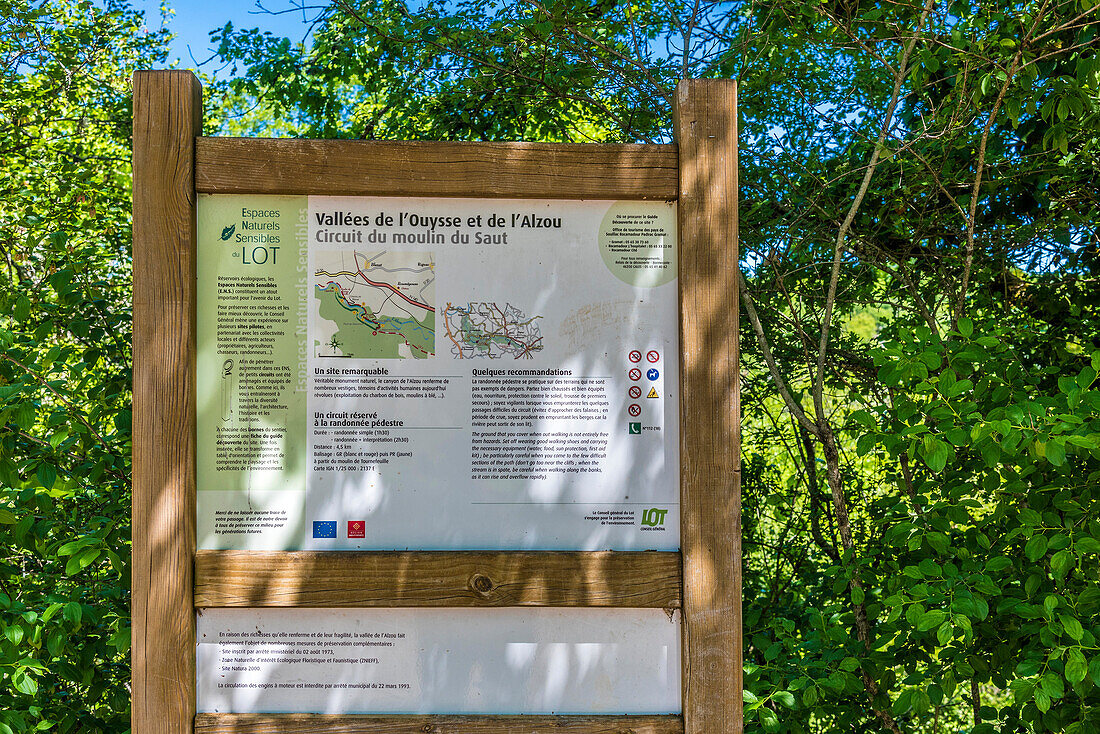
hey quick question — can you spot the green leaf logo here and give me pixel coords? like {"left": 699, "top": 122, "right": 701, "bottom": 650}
{"left": 220, "top": 224, "right": 235, "bottom": 241}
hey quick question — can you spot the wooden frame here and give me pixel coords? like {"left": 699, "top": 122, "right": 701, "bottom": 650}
{"left": 195, "top": 551, "right": 681, "bottom": 608}
{"left": 133, "top": 70, "right": 739, "bottom": 734}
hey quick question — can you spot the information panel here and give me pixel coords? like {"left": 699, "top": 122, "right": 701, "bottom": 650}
{"left": 196, "top": 196, "right": 679, "bottom": 550}
{"left": 197, "top": 607, "right": 681, "bottom": 714}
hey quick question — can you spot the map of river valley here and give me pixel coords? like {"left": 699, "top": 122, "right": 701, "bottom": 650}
{"left": 313, "top": 250, "right": 435, "bottom": 359}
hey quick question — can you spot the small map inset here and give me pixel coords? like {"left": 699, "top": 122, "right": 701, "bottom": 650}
{"left": 443, "top": 302, "right": 544, "bottom": 359}
{"left": 314, "top": 250, "right": 435, "bottom": 359}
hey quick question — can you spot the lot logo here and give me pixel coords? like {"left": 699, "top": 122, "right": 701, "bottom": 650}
{"left": 220, "top": 224, "right": 236, "bottom": 241}
{"left": 641, "top": 507, "right": 667, "bottom": 527}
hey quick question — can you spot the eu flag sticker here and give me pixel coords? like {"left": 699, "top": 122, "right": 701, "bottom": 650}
{"left": 312, "top": 521, "right": 337, "bottom": 538}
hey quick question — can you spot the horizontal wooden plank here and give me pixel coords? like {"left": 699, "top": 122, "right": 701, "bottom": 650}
{"left": 194, "top": 138, "right": 678, "bottom": 199}
{"left": 195, "top": 551, "right": 681, "bottom": 608}
{"left": 195, "top": 714, "right": 683, "bottom": 734}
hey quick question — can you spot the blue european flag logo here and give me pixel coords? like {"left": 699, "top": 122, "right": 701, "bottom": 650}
{"left": 312, "top": 521, "right": 337, "bottom": 538}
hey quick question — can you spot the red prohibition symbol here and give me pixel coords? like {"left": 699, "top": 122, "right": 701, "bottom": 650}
{"left": 629, "top": 368, "right": 642, "bottom": 381}
{"left": 628, "top": 350, "right": 642, "bottom": 363}
{"left": 628, "top": 403, "right": 642, "bottom": 417}
{"left": 629, "top": 385, "right": 642, "bottom": 399}
{"left": 646, "top": 350, "right": 660, "bottom": 363}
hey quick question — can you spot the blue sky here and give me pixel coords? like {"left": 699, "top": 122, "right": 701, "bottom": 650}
{"left": 133, "top": 0, "right": 317, "bottom": 72}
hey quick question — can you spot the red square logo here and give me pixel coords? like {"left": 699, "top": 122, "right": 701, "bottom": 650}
{"left": 347, "top": 520, "right": 365, "bottom": 539}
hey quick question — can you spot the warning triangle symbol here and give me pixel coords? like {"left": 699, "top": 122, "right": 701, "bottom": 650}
{"left": 647, "top": 387, "right": 659, "bottom": 399}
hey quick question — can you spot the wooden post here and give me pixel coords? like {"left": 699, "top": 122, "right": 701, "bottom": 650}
{"left": 674, "top": 80, "right": 742, "bottom": 733}
{"left": 132, "top": 70, "right": 202, "bottom": 734}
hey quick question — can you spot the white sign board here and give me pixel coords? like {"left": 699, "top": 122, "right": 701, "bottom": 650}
{"left": 197, "top": 607, "right": 681, "bottom": 714}
{"left": 196, "top": 196, "right": 680, "bottom": 551}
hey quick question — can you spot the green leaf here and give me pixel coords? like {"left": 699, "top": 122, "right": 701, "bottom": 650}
{"left": 919, "top": 558, "right": 942, "bottom": 577}
{"left": 1040, "top": 671, "right": 1065, "bottom": 700}
{"left": 1065, "top": 649, "right": 1087, "bottom": 683}
{"left": 47, "top": 629, "right": 65, "bottom": 658}
{"left": 1051, "top": 549, "right": 1075, "bottom": 579}
{"left": 62, "top": 602, "right": 82, "bottom": 626}
{"left": 1046, "top": 439, "right": 1066, "bottom": 466}
{"left": 1025, "top": 535, "right": 1049, "bottom": 562}
{"left": 1089, "top": 656, "right": 1100, "bottom": 687}
{"left": 48, "top": 428, "right": 69, "bottom": 448}
{"left": 12, "top": 670, "right": 38, "bottom": 697}
{"left": 926, "top": 532, "right": 950, "bottom": 554}
{"left": 36, "top": 462, "right": 56, "bottom": 490}
{"left": 57, "top": 538, "right": 95, "bottom": 556}
{"left": 920, "top": 436, "right": 952, "bottom": 472}
{"left": 108, "top": 626, "right": 131, "bottom": 654}
{"left": 1059, "top": 613, "right": 1083, "bottom": 641}
{"left": 892, "top": 689, "right": 913, "bottom": 716}
{"left": 75, "top": 547, "right": 101, "bottom": 571}
{"left": 759, "top": 708, "right": 780, "bottom": 732}
{"left": 917, "top": 610, "right": 947, "bottom": 631}
{"left": 1044, "top": 594, "right": 1059, "bottom": 613}
{"left": 958, "top": 317, "right": 974, "bottom": 337}
{"left": 774, "top": 691, "right": 796, "bottom": 709}
{"left": 5, "top": 624, "right": 24, "bottom": 646}
{"left": 1078, "top": 365, "right": 1097, "bottom": 389}
{"left": 1075, "top": 537, "right": 1100, "bottom": 554}
{"left": 64, "top": 554, "right": 83, "bottom": 576}
{"left": 1016, "top": 660, "right": 1041, "bottom": 677}
{"left": 13, "top": 295, "right": 30, "bottom": 321}
{"left": 986, "top": 556, "right": 1012, "bottom": 572}
{"left": 936, "top": 620, "right": 954, "bottom": 645}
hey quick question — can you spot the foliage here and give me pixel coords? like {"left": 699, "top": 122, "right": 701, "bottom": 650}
{"left": 0, "top": 0, "right": 1097, "bottom": 731}
{"left": 0, "top": 1, "right": 167, "bottom": 731}
{"left": 208, "top": 0, "right": 681, "bottom": 141}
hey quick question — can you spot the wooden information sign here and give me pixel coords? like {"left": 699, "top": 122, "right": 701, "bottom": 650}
{"left": 133, "top": 69, "right": 740, "bottom": 734}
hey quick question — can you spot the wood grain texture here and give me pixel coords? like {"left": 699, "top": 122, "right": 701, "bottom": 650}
{"left": 194, "top": 714, "right": 683, "bottom": 734}
{"left": 673, "top": 80, "right": 742, "bottom": 733}
{"left": 195, "top": 551, "right": 681, "bottom": 608}
{"left": 132, "top": 70, "right": 202, "bottom": 734}
{"left": 194, "top": 138, "right": 678, "bottom": 199}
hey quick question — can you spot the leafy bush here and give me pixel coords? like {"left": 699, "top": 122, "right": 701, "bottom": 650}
{"left": 0, "top": 2, "right": 166, "bottom": 730}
